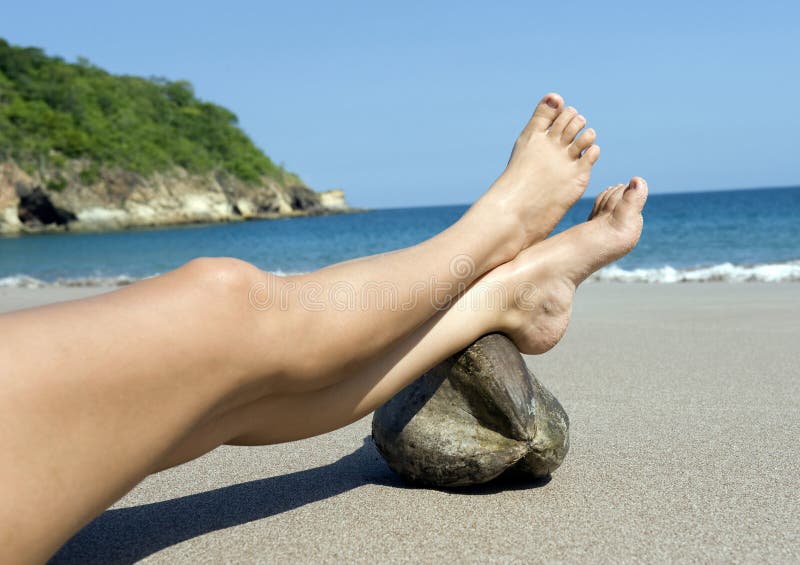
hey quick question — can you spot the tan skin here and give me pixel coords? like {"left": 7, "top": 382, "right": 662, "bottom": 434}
{"left": 0, "top": 94, "right": 648, "bottom": 563}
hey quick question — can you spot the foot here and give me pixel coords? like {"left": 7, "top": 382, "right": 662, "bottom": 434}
{"left": 478, "top": 177, "right": 647, "bottom": 354}
{"left": 466, "top": 93, "right": 601, "bottom": 263}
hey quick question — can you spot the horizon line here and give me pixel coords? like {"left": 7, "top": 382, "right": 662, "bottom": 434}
{"left": 360, "top": 183, "right": 800, "bottom": 211}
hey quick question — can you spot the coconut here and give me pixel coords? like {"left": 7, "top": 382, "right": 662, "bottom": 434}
{"left": 372, "top": 333, "right": 569, "bottom": 487}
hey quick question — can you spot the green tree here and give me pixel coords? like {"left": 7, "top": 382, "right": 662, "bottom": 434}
{"left": 0, "top": 37, "right": 299, "bottom": 186}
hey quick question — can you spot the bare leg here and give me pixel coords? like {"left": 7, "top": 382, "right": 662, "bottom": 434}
{"left": 163, "top": 180, "right": 648, "bottom": 466}
{"left": 256, "top": 92, "right": 601, "bottom": 389}
{"left": 0, "top": 94, "right": 606, "bottom": 562}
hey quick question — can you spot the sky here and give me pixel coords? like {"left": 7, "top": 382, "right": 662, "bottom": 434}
{"left": 3, "top": 1, "right": 799, "bottom": 208}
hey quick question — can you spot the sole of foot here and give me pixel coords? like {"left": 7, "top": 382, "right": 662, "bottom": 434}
{"left": 488, "top": 177, "right": 648, "bottom": 354}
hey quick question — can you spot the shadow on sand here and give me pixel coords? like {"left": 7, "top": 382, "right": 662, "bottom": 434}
{"left": 50, "top": 437, "right": 549, "bottom": 564}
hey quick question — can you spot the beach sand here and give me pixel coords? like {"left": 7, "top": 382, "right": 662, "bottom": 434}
{"left": 2, "top": 284, "right": 798, "bottom": 563}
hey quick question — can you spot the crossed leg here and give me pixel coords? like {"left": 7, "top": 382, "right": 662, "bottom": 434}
{"left": 162, "top": 179, "right": 647, "bottom": 466}
{"left": 0, "top": 94, "right": 617, "bottom": 563}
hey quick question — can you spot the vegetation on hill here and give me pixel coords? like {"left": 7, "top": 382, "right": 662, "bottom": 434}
{"left": 0, "top": 38, "right": 299, "bottom": 186}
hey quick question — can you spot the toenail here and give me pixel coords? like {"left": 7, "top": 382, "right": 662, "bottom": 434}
{"left": 545, "top": 97, "right": 559, "bottom": 109}
{"left": 630, "top": 179, "right": 639, "bottom": 189}
{"left": 577, "top": 115, "right": 585, "bottom": 122}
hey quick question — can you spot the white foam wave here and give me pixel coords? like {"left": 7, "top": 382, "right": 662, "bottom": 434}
{"left": 589, "top": 260, "right": 800, "bottom": 283}
{"left": 1, "top": 262, "right": 798, "bottom": 288}
{"left": 0, "top": 269, "right": 301, "bottom": 288}
{"left": 0, "top": 274, "right": 140, "bottom": 288}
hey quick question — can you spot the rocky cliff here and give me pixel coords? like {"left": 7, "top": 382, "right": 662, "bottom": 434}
{"left": 0, "top": 160, "right": 349, "bottom": 235}
{"left": 0, "top": 39, "right": 352, "bottom": 235}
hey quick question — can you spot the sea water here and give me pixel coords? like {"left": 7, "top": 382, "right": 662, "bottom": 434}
{"left": 1, "top": 186, "right": 798, "bottom": 286}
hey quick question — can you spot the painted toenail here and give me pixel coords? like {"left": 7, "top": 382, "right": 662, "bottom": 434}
{"left": 546, "top": 97, "right": 559, "bottom": 109}
{"left": 630, "top": 179, "right": 639, "bottom": 189}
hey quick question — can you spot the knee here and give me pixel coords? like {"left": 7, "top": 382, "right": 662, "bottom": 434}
{"left": 176, "top": 257, "right": 295, "bottom": 323}
{"left": 178, "top": 257, "right": 265, "bottom": 302}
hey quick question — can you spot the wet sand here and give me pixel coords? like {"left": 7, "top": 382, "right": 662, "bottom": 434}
{"left": 2, "top": 283, "right": 798, "bottom": 563}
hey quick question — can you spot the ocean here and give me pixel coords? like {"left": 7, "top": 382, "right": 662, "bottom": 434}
{"left": 1, "top": 186, "right": 799, "bottom": 286}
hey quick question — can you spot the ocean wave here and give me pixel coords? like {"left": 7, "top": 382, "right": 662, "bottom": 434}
{"left": 0, "top": 269, "right": 301, "bottom": 288}
{"left": 2, "top": 262, "right": 799, "bottom": 288}
{"left": 589, "top": 260, "right": 800, "bottom": 283}
{"left": 0, "top": 274, "right": 141, "bottom": 288}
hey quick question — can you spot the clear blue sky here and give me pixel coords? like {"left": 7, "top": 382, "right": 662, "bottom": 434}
{"left": 3, "top": 1, "right": 799, "bottom": 207}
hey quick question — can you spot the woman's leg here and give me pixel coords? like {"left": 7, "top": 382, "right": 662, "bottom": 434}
{"left": 0, "top": 259, "right": 272, "bottom": 563}
{"left": 0, "top": 93, "right": 602, "bottom": 562}
{"left": 162, "top": 180, "right": 647, "bottom": 466}
{"left": 252, "top": 92, "right": 601, "bottom": 389}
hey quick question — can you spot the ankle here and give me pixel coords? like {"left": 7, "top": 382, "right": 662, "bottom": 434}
{"left": 455, "top": 206, "right": 524, "bottom": 270}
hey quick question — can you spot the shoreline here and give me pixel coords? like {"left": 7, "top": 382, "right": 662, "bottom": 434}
{"left": 2, "top": 266, "right": 799, "bottom": 290}
{"left": 0, "top": 205, "right": 366, "bottom": 238}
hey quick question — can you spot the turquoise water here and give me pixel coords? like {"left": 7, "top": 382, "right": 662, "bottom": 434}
{"left": 1, "top": 186, "right": 799, "bottom": 285}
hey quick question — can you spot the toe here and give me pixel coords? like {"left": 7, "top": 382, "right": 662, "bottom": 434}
{"left": 548, "top": 106, "right": 578, "bottom": 137}
{"left": 589, "top": 184, "right": 624, "bottom": 220}
{"left": 560, "top": 114, "right": 586, "bottom": 145}
{"left": 603, "top": 183, "right": 629, "bottom": 212}
{"left": 609, "top": 178, "right": 648, "bottom": 234}
{"left": 579, "top": 144, "right": 601, "bottom": 167}
{"left": 569, "top": 128, "right": 596, "bottom": 158}
{"left": 619, "top": 177, "right": 648, "bottom": 215}
{"left": 527, "top": 93, "right": 564, "bottom": 132}
{"left": 588, "top": 186, "right": 613, "bottom": 220}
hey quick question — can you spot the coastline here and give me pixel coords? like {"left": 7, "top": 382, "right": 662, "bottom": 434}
{"left": 0, "top": 204, "right": 365, "bottom": 237}
{"left": 3, "top": 187, "right": 798, "bottom": 285}
{"left": 6, "top": 283, "right": 800, "bottom": 562}
{"left": 1, "top": 160, "right": 356, "bottom": 236}
{"left": 2, "top": 261, "right": 798, "bottom": 289}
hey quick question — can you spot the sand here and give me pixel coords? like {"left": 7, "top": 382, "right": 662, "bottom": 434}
{"left": 2, "top": 283, "right": 798, "bottom": 563}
